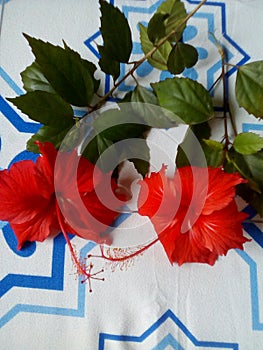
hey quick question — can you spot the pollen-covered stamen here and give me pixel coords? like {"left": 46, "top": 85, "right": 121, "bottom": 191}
{"left": 81, "top": 262, "right": 105, "bottom": 293}
{"left": 56, "top": 203, "right": 105, "bottom": 292}
{"left": 87, "top": 235, "right": 161, "bottom": 262}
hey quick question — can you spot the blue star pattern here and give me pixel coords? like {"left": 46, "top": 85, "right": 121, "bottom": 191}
{"left": 99, "top": 309, "right": 239, "bottom": 349}
{"left": 0, "top": 2, "right": 262, "bottom": 349}
{"left": 85, "top": 0, "right": 250, "bottom": 100}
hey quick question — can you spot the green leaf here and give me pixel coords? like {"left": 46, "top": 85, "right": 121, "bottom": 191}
{"left": 233, "top": 132, "right": 263, "bottom": 155}
{"left": 120, "top": 91, "right": 133, "bottom": 103}
{"left": 98, "top": 46, "right": 120, "bottom": 81}
{"left": 227, "top": 148, "right": 263, "bottom": 191}
{"left": 152, "top": 77, "right": 215, "bottom": 124}
{"left": 202, "top": 139, "right": 224, "bottom": 167}
{"left": 82, "top": 108, "right": 150, "bottom": 176}
{"left": 139, "top": 23, "right": 172, "bottom": 71}
{"left": 24, "top": 34, "right": 95, "bottom": 106}
{"left": 175, "top": 126, "right": 223, "bottom": 168}
{"left": 236, "top": 184, "right": 263, "bottom": 217}
{"left": 131, "top": 85, "right": 158, "bottom": 105}
{"left": 157, "top": 0, "right": 180, "bottom": 14}
{"left": 99, "top": 0, "right": 132, "bottom": 63}
{"left": 8, "top": 91, "right": 74, "bottom": 128}
{"left": 129, "top": 86, "right": 177, "bottom": 128}
{"left": 147, "top": 13, "right": 168, "bottom": 43}
{"left": 235, "top": 61, "right": 263, "bottom": 118}
{"left": 27, "top": 125, "right": 73, "bottom": 153}
{"left": 63, "top": 41, "right": 100, "bottom": 92}
{"left": 167, "top": 42, "right": 198, "bottom": 74}
{"left": 229, "top": 145, "right": 263, "bottom": 217}
{"left": 21, "top": 62, "right": 56, "bottom": 93}
{"left": 130, "top": 158, "right": 149, "bottom": 177}
{"left": 156, "top": 0, "right": 187, "bottom": 43}
{"left": 191, "top": 121, "right": 211, "bottom": 140}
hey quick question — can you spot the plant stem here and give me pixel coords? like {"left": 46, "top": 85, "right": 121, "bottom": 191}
{"left": 219, "top": 46, "right": 230, "bottom": 148}
{"left": 209, "top": 73, "right": 222, "bottom": 92}
{"left": 244, "top": 219, "right": 263, "bottom": 224}
{"left": 90, "top": 0, "right": 207, "bottom": 112}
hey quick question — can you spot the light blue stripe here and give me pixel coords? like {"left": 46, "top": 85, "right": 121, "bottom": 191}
{"left": 0, "top": 67, "right": 24, "bottom": 95}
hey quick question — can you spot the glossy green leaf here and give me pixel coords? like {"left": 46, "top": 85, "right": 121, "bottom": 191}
{"left": 157, "top": 0, "right": 180, "bottom": 14}
{"left": 233, "top": 132, "right": 263, "bottom": 155}
{"left": 21, "top": 62, "right": 56, "bottom": 93}
{"left": 8, "top": 91, "right": 74, "bottom": 128}
{"left": 202, "top": 139, "right": 224, "bottom": 167}
{"left": 98, "top": 46, "right": 120, "bottom": 81}
{"left": 236, "top": 184, "right": 263, "bottom": 217}
{"left": 156, "top": 0, "right": 186, "bottom": 42}
{"left": 82, "top": 109, "right": 150, "bottom": 176}
{"left": 99, "top": 0, "right": 132, "bottom": 63}
{"left": 191, "top": 121, "right": 211, "bottom": 140}
{"left": 139, "top": 23, "right": 172, "bottom": 70}
{"left": 176, "top": 125, "right": 222, "bottom": 168}
{"left": 130, "top": 158, "right": 150, "bottom": 177}
{"left": 236, "top": 61, "right": 263, "bottom": 118}
{"left": 120, "top": 91, "right": 133, "bottom": 103}
{"left": 229, "top": 147, "right": 263, "bottom": 217}
{"left": 227, "top": 148, "right": 263, "bottom": 191}
{"left": 131, "top": 85, "right": 158, "bottom": 105}
{"left": 118, "top": 87, "right": 176, "bottom": 129}
{"left": 176, "top": 124, "right": 210, "bottom": 168}
{"left": 63, "top": 41, "right": 100, "bottom": 92}
{"left": 167, "top": 42, "right": 198, "bottom": 74}
{"left": 24, "top": 34, "right": 94, "bottom": 106}
{"left": 147, "top": 13, "right": 168, "bottom": 43}
{"left": 27, "top": 125, "right": 73, "bottom": 153}
{"left": 152, "top": 77, "right": 215, "bottom": 124}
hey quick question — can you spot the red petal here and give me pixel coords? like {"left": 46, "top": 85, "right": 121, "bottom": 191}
{"left": 157, "top": 209, "right": 218, "bottom": 265}
{"left": 53, "top": 148, "right": 103, "bottom": 196}
{"left": 195, "top": 201, "right": 249, "bottom": 256}
{"left": 138, "top": 165, "right": 178, "bottom": 232}
{"left": 0, "top": 161, "right": 50, "bottom": 223}
{"left": 203, "top": 168, "right": 246, "bottom": 215}
{"left": 56, "top": 181, "right": 120, "bottom": 244}
{"left": 138, "top": 165, "right": 167, "bottom": 218}
{"left": 11, "top": 201, "right": 59, "bottom": 249}
{"left": 171, "top": 232, "right": 218, "bottom": 266}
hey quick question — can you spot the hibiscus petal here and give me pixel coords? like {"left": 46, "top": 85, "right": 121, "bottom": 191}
{"left": 11, "top": 201, "right": 59, "bottom": 249}
{"left": 53, "top": 148, "right": 103, "bottom": 196}
{"left": 0, "top": 161, "right": 49, "bottom": 223}
{"left": 138, "top": 164, "right": 178, "bottom": 232}
{"left": 194, "top": 201, "right": 249, "bottom": 256}
{"left": 57, "top": 181, "right": 120, "bottom": 244}
{"left": 203, "top": 168, "right": 246, "bottom": 215}
{"left": 138, "top": 165, "right": 167, "bottom": 217}
{"left": 171, "top": 232, "right": 219, "bottom": 266}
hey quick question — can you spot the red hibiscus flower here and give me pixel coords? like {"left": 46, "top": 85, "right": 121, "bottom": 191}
{"left": 0, "top": 142, "right": 123, "bottom": 250}
{"left": 138, "top": 165, "right": 249, "bottom": 266}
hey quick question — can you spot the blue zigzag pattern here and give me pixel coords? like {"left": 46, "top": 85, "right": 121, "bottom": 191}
{"left": 0, "top": 68, "right": 40, "bottom": 133}
{"left": 99, "top": 309, "right": 239, "bottom": 349}
{"left": 0, "top": 241, "right": 96, "bottom": 328}
{"left": 85, "top": 0, "right": 250, "bottom": 98}
{"left": 0, "top": 0, "right": 262, "bottom": 340}
{"left": 236, "top": 206, "right": 263, "bottom": 331}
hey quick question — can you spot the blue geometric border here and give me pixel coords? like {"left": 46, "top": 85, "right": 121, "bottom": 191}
{"left": 0, "top": 0, "right": 260, "bottom": 339}
{"left": 0, "top": 241, "right": 96, "bottom": 329}
{"left": 0, "top": 68, "right": 40, "bottom": 133}
{"left": 99, "top": 309, "right": 239, "bottom": 349}
{"left": 85, "top": 0, "right": 250, "bottom": 97}
{"left": 0, "top": 213, "right": 130, "bottom": 329}
{"left": 237, "top": 206, "right": 263, "bottom": 331}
